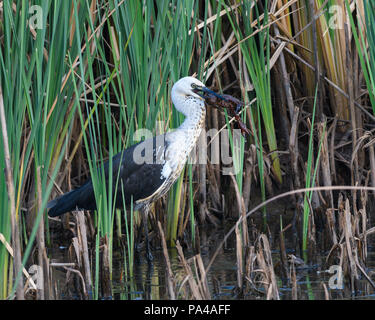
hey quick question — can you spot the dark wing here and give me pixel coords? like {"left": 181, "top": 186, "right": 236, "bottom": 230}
{"left": 112, "top": 135, "right": 170, "bottom": 207}
{"left": 48, "top": 135, "right": 170, "bottom": 216}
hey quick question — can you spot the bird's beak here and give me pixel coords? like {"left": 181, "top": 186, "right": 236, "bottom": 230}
{"left": 193, "top": 86, "right": 227, "bottom": 101}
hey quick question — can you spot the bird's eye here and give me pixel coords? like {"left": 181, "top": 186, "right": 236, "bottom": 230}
{"left": 191, "top": 83, "right": 198, "bottom": 89}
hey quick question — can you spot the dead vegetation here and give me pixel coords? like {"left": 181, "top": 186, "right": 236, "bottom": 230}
{"left": 1, "top": 0, "right": 375, "bottom": 300}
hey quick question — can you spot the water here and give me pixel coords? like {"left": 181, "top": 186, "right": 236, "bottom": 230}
{"left": 48, "top": 208, "right": 375, "bottom": 300}
{"left": 108, "top": 228, "right": 375, "bottom": 300}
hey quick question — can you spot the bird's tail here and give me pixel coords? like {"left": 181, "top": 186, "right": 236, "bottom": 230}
{"left": 47, "top": 189, "right": 81, "bottom": 217}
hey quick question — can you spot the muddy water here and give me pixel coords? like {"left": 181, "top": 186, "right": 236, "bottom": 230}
{"left": 108, "top": 229, "right": 375, "bottom": 300}
{"left": 49, "top": 206, "right": 375, "bottom": 300}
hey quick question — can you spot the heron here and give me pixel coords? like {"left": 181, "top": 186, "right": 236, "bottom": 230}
{"left": 47, "top": 76, "right": 223, "bottom": 262}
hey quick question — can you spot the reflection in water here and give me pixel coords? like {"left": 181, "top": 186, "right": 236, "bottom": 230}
{"left": 110, "top": 226, "right": 375, "bottom": 300}
{"left": 51, "top": 219, "right": 375, "bottom": 300}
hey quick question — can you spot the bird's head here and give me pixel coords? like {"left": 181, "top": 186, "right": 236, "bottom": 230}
{"left": 171, "top": 76, "right": 213, "bottom": 116}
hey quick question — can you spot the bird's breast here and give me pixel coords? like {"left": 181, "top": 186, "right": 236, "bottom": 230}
{"left": 135, "top": 108, "right": 205, "bottom": 205}
{"left": 162, "top": 113, "right": 205, "bottom": 180}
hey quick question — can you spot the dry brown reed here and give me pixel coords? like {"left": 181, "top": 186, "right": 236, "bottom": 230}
{"left": 2, "top": 0, "right": 375, "bottom": 300}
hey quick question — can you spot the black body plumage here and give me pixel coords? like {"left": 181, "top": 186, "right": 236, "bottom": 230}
{"left": 47, "top": 76, "right": 213, "bottom": 262}
{"left": 47, "top": 136, "right": 168, "bottom": 217}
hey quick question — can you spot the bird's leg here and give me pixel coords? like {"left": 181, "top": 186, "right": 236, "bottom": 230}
{"left": 142, "top": 204, "right": 153, "bottom": 263}
{"left": 144, "top": 262, "right": 154, "bottom": 300}
{"left": 134, "top": 223, "right": 143, "bottom": 263}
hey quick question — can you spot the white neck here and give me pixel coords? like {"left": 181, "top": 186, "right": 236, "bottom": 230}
{"left": 166, "top": 98, "right": 206, "bottom": 161}
{"left": 177, "top": 100, "right": 206, "bottom": 134}
{"left": 161, "top": 98, "right": 206, "bottom": 182}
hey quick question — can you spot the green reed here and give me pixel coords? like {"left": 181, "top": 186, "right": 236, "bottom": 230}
{"left": 302, "top": 86, "right": 325, "bottom": 257}
{"left": 224, "top": 0, "right": 277, "bottom": 226}
{"left": 0, "top": 0, "right": 89, "bottom": 298}
{"left": 346, "top": 0, "right": 375, "bottom": 114}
